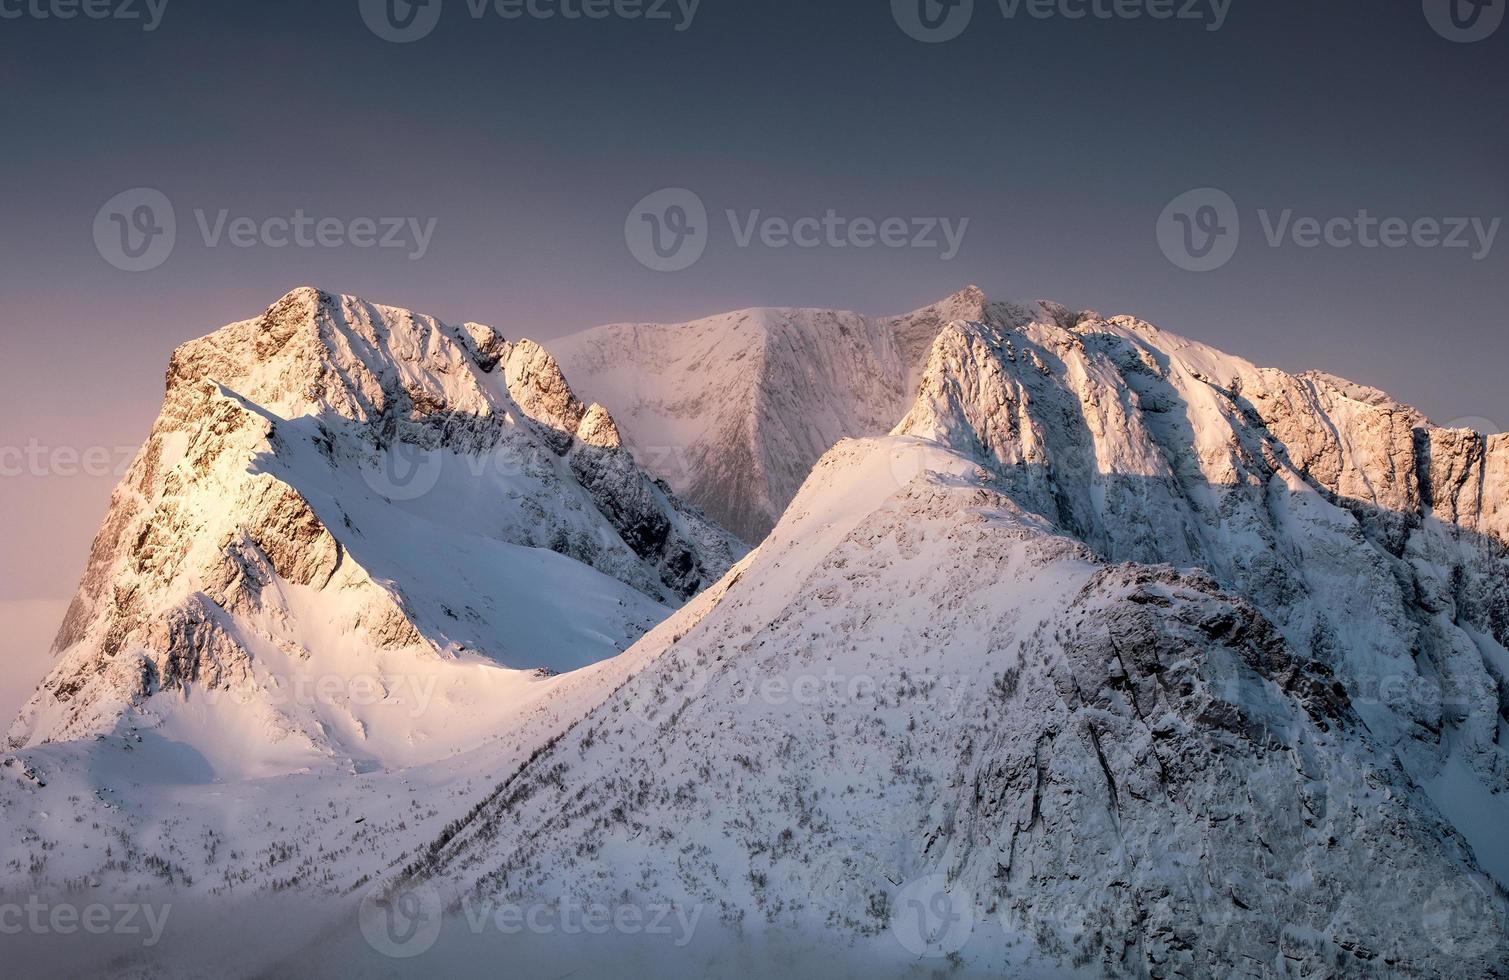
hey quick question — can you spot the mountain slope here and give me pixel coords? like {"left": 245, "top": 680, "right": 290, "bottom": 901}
{"left": 412, "top": 435, "right": 1508, "bottom": 977}
{"left": 5, "top": 287, "right": 1507, "bottom": 978}
{"left": 9, "top": 287, "right": 742, "bottom": 769}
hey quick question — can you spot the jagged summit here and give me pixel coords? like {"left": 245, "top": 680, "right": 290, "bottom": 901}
{"left": 15, "top": 287, "right": 743, "bottom": 767}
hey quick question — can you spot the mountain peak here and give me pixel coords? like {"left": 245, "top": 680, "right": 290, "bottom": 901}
{"left": 15, "top": 288, "right": 743, "bottom": 755}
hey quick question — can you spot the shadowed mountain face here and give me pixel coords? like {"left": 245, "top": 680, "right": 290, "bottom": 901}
{"left": 415, "top": 435, "right": 1508, "bottom": 978}
{"left": 896, "top": 313, "right": 1509, "bottom": 835}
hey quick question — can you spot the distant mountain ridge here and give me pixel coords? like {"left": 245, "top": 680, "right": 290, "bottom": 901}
{"left": 550, "top": 286, "right": 1033, "bottom": 542}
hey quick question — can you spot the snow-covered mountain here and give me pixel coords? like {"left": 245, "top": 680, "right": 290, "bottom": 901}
{"left": 549, "top": 286, "right": 1017, "bottom": 542}
{"left": 8, "top": 286, "right": 741, "bottom": 770}
{"left": 399, "top": 299, "right": 1509, "bottom": 976}
{"left": 558, "top": 290, "right": 1509, "bottom": 870}
{"left": 4, "top": 287, "right": 1507, "bottom": 977}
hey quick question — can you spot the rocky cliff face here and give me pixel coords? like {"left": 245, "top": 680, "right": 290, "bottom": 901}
{"left": 897, "top": 312, "right": 1509, "bottom": 845}
{"left": 11, "top": 287, "right": 742, "bottom": 757}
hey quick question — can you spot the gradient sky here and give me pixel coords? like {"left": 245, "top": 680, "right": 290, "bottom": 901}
{"left": 2, "top": 0, "right": 1505, "bottom": 627}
